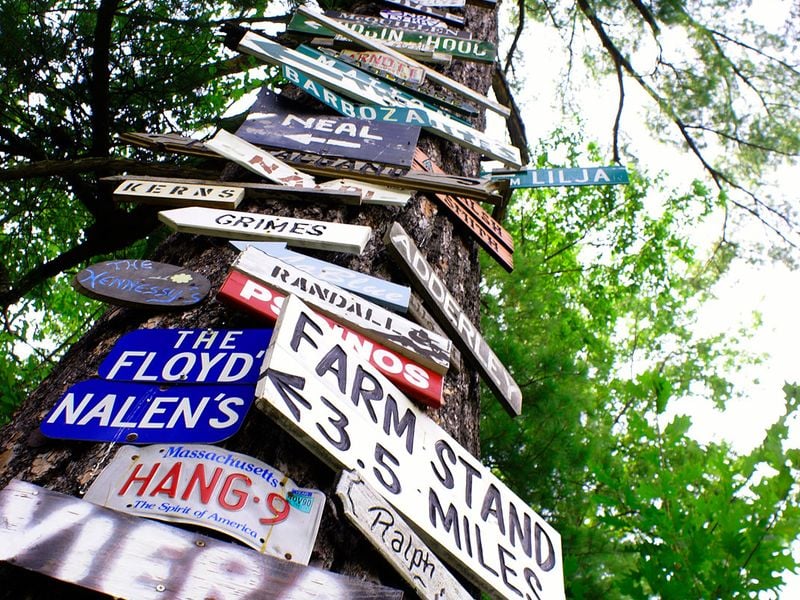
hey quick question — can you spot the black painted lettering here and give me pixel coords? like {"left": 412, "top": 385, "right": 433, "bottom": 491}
{"left": 382, "top": 394, "right": 416, "bottom": 454}
{"left": 428, "top": 489, "right": 461, "bottom": 550}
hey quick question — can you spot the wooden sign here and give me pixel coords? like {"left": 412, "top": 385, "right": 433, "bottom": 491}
{"left": 406, "top": 0, "right": 466, "bottom": 7}
{"left": 231, "top": 246, "right": 452, "bottom": 374}
{"left": 229, "top": 241, "right": 411, "bottom": 313}
{"left": 488, "top": 165, "right": 630, "bottom": 189}
{"left": 380, "top": 9, "right": 457, "bottom": 33}
{"left": 256, "top": 295, "right": 565, "bottom": 599}
{"left": 73, "top": 259, "right": 210, "bottom": 308}
{"left": 316, "top": 178, "right": 413, "bottom": 207}
{"left": 84, "top": 444, "right": 325, "bottom": 563}
{"left": 236, "top": 87, "right": 420, "bottom": 167}
{"left": 40, "top": 379, "right": 255, "bottom": 444}
{"left": 113, "top": 179, "right": 244, "bottom": 209}
{"left": 217, "top": 270, "right": 444, "bottom": 408}
{"left": 338, "top": 49, "right": 427, "bottom": 84}
{"left": 294, "top": 7, "right": 508, "bottom": 118}
{"left": 158, "top": 206, "right": 372, "bottom": 255}
{"left": 288, "top": 11, "right": 494, "bottom": 63}
{"left": 381, "top": 0, "right": 466, "bottom": 26}
{"left": 384, "top": 222, "right": 522, "bottom": 416}
{"left": 0, "top": 479, "right": 402, "bottom": 599}
{"left": 336, "top": 470, "right": 472, "bottom": 600}
{"left": 205, "top": 129, "right": 317, "bottom": 187}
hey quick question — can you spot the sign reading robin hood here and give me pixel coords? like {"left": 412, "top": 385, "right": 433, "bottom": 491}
{"left": 236, "top": 88, "right": 420, "bottom": 168}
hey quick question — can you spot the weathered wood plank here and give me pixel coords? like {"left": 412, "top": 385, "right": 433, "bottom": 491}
{"left": 0, "top": 479, "right": 403, "bottom": 600}
{"left": 113, "top": 179, "right": 245, "bottom": 209}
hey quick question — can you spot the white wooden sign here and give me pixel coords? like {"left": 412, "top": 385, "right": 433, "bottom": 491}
{"left": 84, "top": 444, "right": 325, "bottom": 563}
{"left": 336, "top": 470, "right": 472, "bottom": 600}
{"left": 316, "top": 178, "right": 413, "bottom": 207}
{"left": 206, "top": 129, "right": 317, "bottom": 187}
{"left": 384, "top": 222, "right": 522, "bottom": 416}
{"left": 0, "top": 479, "right": 403, "bottom": 599}
{"left": 231, "top": 246, "right": 451, "bottom": 373}
{"left": 158, "top": 206, "right": 371, "bottom": 255}
{"left": 256, "top": 295, "right": 565, "bottom": 600}
{"left": 113, "top": 179, "right": 244, "bottom": 209}
{"left": 339, "top": 50, "right": 426, "bottom": 85}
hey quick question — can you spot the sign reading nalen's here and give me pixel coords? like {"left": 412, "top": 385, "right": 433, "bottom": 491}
{"left": 488, "top": 165, "right": 630, "bottom": 189}
{"left": 158, "top": 206, "right": 372, "bottom": 255}
{"left": 218, "top": 269, "right": 444, "bottom": 408}
{"left": 40, "top": 379, "right": 254, "bottom": 444}
{"left": 236, "top": 88, "right": 420, "bottom": 167}
{"left": 113, "top": 179, "right": 244, "bottom": 209}
{"left": 98, "top": 328, "right": 271, "bottom": 384}
{"left": 256, "top": 295, "right": 564, "bottom": 600}
{"left": 336, "top": 470, "right": 472, "bottom": 600}
{"left": 384, "top": 223, "right": 522, "bottom": 417}
{"left": 0, "top": 479, "right": 403, "bottom": 600}
{"left": 84, "top": 444, "right": 325, "bottom": 563}
{"left": 231, "top": 246, "right": 452, "bottom": 374}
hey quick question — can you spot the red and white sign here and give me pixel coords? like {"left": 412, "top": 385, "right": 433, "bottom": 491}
{"left": 218, "top": 269, "right": 444, "bottom": 408}
{"left": 84, "top": 444, "right": 325, "bottom": 564}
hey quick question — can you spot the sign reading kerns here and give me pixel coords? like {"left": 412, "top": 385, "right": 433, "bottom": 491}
{"left": 84, "top": 444, "right": 325, "bottom": 563}
{"left": 384, "top": 223, "right": 523, "bottom": 417}
{"left": 236, "top": 88, "right": 420, "bottom": 167}
{"left": 0, "top": 479, "right": 403, "bottom": 600}
{"left": 158, "top": 206, "right": 372, "bottom": 255}
{"left": 113, "top": 179, "right": 244, "bottom": 209}
{"left": 256, "top": 295, "right": 564, "bottom": 599}
{"left": 73, "top": 259, "right": 210, "bottom": 308}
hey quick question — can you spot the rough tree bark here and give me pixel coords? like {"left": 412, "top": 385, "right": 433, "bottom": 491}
{"left": 0, "top": 3, "right": 500, "bottom": 597}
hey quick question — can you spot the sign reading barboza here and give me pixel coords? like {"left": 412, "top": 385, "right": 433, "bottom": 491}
{"left": 488, "top": 165, "right": 630, "bottom": 189}
{"left": 256, "top": 295, "right": 564, "bottom": 600}
{"left": 158, "top": 206, "right": 372, "bottom": 255}
{"left": 385, "top": 223, "right": 522, "bottom": 416}
{"left": 84, "top": 444, "right": 325, "bottom": 563}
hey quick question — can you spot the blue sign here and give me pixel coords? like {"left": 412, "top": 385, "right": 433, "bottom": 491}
{"left": 98, "top": 328, "right": 273, "bottom": 384}
{"left": 487, "top": 166, "right": 629, "bottom": 189}
{"left": 40, "top": 379, "right": 255, "bottom": 444}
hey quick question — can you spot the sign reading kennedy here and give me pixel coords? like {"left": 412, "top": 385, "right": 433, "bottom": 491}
{"left": 84, "top": 444, "right": 325, "bottom": 563}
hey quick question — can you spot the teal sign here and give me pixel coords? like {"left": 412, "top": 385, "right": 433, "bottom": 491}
{"left": 489, "top": 166, "right": 629, "bottom": 189}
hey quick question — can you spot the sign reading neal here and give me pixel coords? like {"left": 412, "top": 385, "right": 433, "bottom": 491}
{"left": 236, "top": 88, "right": 420, "bottom": 167}
{"left": 84, "top": 444, "right": 325, "bottom": 563}
{"left": 98, "top": 328, "right": 272, "bottom": 384}
{"left": 40, "top": 379, "right": 255, "bottom": 444}
{"left": 74, "top": 259, "right": 210, "bottom": 308}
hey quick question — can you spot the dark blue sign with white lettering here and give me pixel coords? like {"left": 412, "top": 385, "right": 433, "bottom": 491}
{"left": 40, "top": 379, "right": 255, "bottom": 444}
{"left": 98, "top": 328, "right": 273, "bottom": 384}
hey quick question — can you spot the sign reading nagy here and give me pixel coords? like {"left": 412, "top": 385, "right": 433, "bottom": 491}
{"left": 84, "top": 444, "right": 325, "bottom": 563}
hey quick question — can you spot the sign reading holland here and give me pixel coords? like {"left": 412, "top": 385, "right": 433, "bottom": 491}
{"left": 488, "top": 165, "right": 630, "bottom": 189}
{"left": 84, "top": 444, "right": 325, "bottom": 563}
{"left": 158, "top": 206, "right": 372, "bottom": 255}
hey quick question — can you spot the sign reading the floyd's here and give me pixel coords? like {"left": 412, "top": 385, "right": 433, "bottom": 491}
{"left": 384, "top": 223, "right": 522, "bottom": 417}
{"left": 40, "top": 379, "right": 255, "bottom": 444}
{"left": 158, "top": 206, "right": 372, "bottom": 255}
{"left": 256, "top": 296, "right": 564, "bottom": 600}
{"left": 236, "top": 88, "right": 420, "bottom": 167}
{"left": 84, "top": 444, "right": 325, "bottom": 563}
{"left": 488, "top": 165, "right": 630, "bottom": 189}
{"left": 0, "top": 479, "right": 403, "bottom": 600}
{"left": 98, "top": 328, "right": 272, "bottom": 384}
{"left": 113, "top": 179, "right": 244, "bottom": 209}
{"left": 73, "top": 259, "right": 210, "bottom": 308}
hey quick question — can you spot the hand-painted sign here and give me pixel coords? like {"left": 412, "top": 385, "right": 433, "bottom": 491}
{"left": 406, "top": 0, "right": 466, "bottom": 7}
{"left": 235, "top": 88, "right": 420, "bottom": 167}
{"left": 158, "top": 206, "right": 372, "bottom": 255}
{"left": 217, "top": 269, "right": 444, "bottom": 408}
{"left": 380, "top": 9, "right": 455, "bottom": 32}
{"left": 384, "top": 223, "right": 523, "bottom": 416}
{"left": 0, "top": 479, "right": 403, "bottom": 599}
{"left": 338, "top": 49, "right": 427, "bottom": 85}
{"left": 487, "top": 165, "right": 630, "bottom": 189}
{"left": 84, "top": 444, "right": 325, "bottom": 563}
{"left": 232, "top": 245, "right": 452, "bottom": 374}
{"left": 288, "top": 11, "right": 494, "bottom": 63}
{"left": 98, "top": 328, "right": 272, "bottom": 384}
{"left": 229, "top": 241, "right": 411, "bottom": 312}
{"left": 113, "top": 179, "right": 244, "bottom": 209}
{"left": 336, "top": 470, "right": 472, "bottom": 600}
{"left": 381, "top": 0, "right": 466, "bottom": 26}
{"left": 40, "top": 379, "right": 255, "bottom": 444}
{"left": 256, "top": 295, "right": 565, "bottom": 600}
{"left": 73, "top": 259, "right": 210, "bottom": 308}
{"left": 316, "top": 178, "right": 413, "bottom": 207}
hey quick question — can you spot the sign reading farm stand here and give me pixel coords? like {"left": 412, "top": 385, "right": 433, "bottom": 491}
{"left": 73, "top": 259, "right": 210, "bottom": 308}
{"left": 84, "top": 444, "right": 325, "bottom": 563}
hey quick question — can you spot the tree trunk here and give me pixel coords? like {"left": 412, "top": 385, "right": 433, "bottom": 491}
{"left": 0, "top": 3, "right": 499, "bottom": 597}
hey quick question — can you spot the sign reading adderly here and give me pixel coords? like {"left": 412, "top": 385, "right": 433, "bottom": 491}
{"left": 84, "top": 444, "right": 325, "bottom": 563}
{"left": 256, "top": 295, "right": 564, "bottom": 600}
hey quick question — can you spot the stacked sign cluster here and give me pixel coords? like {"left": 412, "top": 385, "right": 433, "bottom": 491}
{"left": 0, "top": 2, "right": 578, "bottom": 600}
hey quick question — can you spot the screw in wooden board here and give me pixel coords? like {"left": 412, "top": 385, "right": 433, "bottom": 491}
{"left": 195, "top": 540, "right": 205, "bottom": 547}
{"left": 126, "top": 433, "right": 138, "bottom": 442}
{"left": 155, "top": 584, "right": 166, "bottom": 592}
